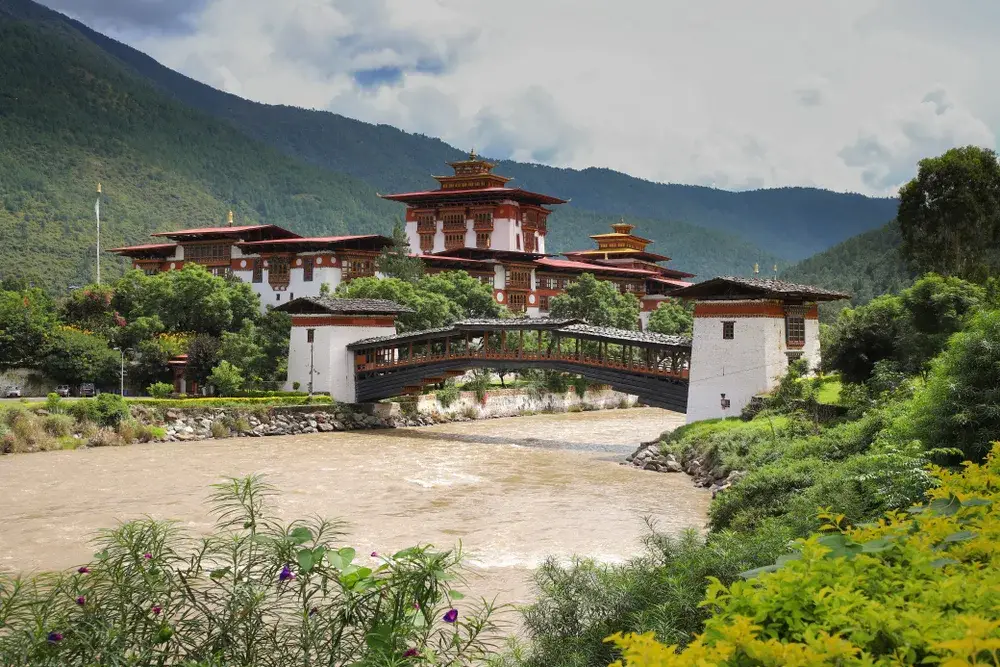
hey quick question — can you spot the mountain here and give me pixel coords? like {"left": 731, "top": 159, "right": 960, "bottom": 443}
{"left": 781, "top": 221, "right": 914, "bottom": 311}
{"left": 60, "top": 4, "right": 897, "bottom": 261}
{"left": 0, "top": 0, "right": 892, "bottom": 294}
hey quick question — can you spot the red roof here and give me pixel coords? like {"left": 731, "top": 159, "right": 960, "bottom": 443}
{"left": 647, "top": 277, "right": 694, "bottom": 288}
{"left": 108, "top": 242, "right": 177, "bottom": 254}
{"left": 151, "top": 224, "right": 301, "bottom": 239}
{"left": 381, "top": 187, "right": 567, "bottom": 206}
{"left": 415, "top": 254, "right": 494, "bottom": 266}
{"left": 534, "top": 257, "right": 655, "bottom": 276}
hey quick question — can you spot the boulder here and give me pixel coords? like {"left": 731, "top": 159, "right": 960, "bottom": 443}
{"left": 664, "top": 461, "right": 683, "bottom": 473}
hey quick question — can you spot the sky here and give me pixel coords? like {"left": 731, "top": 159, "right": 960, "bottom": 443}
{"left": 40, "top": 0, "right": 1000, "bottom": 196}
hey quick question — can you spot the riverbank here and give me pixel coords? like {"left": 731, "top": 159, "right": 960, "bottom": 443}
{"left": 0, "top": 409, "right": 701, "bottom": 611}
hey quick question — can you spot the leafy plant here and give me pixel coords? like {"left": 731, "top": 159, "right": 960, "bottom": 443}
{"left": 146, "top": 382, "right": 173, "bottom": 399}
{"left": 436, "top": 381, "right": 460, "bottom": 409}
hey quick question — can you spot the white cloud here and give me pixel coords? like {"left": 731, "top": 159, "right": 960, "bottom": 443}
{"left": 71, "top": 0, "right": 1000, "bottom": 195}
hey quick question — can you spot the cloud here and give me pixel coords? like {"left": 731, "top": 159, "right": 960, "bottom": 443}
{"left": 839, "top": 88, "right": 995, "bottom": 191}
{"left": 51, "top": 0, "right": 1000, "bottom": 195}
{"left": 41, "top": 0, "right": 208, "bottom": 33}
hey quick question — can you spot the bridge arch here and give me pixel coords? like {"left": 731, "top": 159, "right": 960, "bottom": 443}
{"left": 347, "top": 318, "right": 691, "bottom": 412}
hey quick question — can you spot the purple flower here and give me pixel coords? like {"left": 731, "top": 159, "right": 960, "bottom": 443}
{"left": 151, "top": 605, "right": 162, "bottom": 616}
{"left": 77, "top": 567, "right": 90, "bottom": 574}
{"left": 278, "top": 565, "right": 295, "bottom": 582}
{"left": 76, "top": 596, "right": 86, "bottom": 606}
{"left": 403, "top": 648, "right": 419, "bottom": 658}
{"left": 413, "top": 601, "right": 420, "bottom": 610}
{"left": 370, "top": 551, "right": 379, "bottom": 558}
{"left": 143, "top": 552, "right": 152, "bottom": 560}
{"left": 47, "top": 632, "right": 63, "bottom": 643}
{"left": 309, "top": 607, "right": 318, "bottom": 617}
{"left": 443, "top": 608, "right": 458, "bottom": 624}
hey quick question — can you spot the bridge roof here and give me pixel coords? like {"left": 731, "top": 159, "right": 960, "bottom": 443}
{"left": 347, "top": 318, "right": 690, "bottom": 351}
{"left": 559, "top": 324, "right": 691, "bottom": 350}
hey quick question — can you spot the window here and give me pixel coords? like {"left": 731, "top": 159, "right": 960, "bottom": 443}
{"left": 722, "top": 321, "right": 735, "bottom": 340}
{"left": 442, "top": 212, "right": 465, "bottom": 231}
{"left": 252, "top": 260, "right": 263, "bottom": 283}
{"left": 508, "top": 292, "right": 526, "bottom": 313}
{"left": 306, "top": 328, "right": 315, "bottom": 344}
{"left": 474, "top": 273, "right": 494, "bottom": 287}
{"left": 276, "top": 294, "right": 281, "bottom": 301}
{"left": 419, "top": 234, "right": 434, "bottom": 252}
{"left": 183, "top": 243, "right": 230, "bottom": 263}
{"left": 516, "top": 234, "right": 521, "bottom": 250}
{"left": 302, "top": 257, "right": 314, "bottom": 282}
{"left": 268, "top": 257, "right": 290, "bottom": 285}
{"left": 786, "top": 315, "right": 806, "bottom": 347}
{"left": 507, "top": 268, "right": 531, "bottom": 290}
{"left": 444, "top": 233, "right": 465, "bottom": 250}
{"left": 342, "top": 255, "right": 376, "bottom": 281}
{"left": 476, "top": 231, "right": 491, "bottom": 248}
{"left": 416, "top": 213, "right": 436, "bottom": 233}
{"left": 524, "top": 233, "right": 536, "bottom": 253}
{"left": 539, "top": 295, "right": 550, "bottom": 312}
{"left": 473, "top": 212, "right": 494, "bottom": 229}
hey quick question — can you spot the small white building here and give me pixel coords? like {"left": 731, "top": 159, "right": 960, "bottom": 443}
{"left": 275, "top": 296, "right": 412, "bottom": 402}
{"left": 671, "top": 277, "right": 849, "bottom": 423}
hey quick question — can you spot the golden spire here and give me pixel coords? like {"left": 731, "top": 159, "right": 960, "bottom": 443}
{"left": 227, "top": 210, "right": 234, "bottom": 227}
{"left": 753, "top": 263, "right": 760, "bottom": 275}
{"left": 97, "top": 182, "right": 102, "bottom": 194}
{"left": 469, "top": 147, "right": 476, "bottom": 160}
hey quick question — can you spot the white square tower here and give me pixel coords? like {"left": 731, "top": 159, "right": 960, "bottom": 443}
{"left": 671, "top": 277, "right": 849, "bottom": 423}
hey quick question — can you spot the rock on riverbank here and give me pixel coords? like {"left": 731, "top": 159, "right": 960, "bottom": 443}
{"left": 624, "top": 440, "right": 746, "bottom": 498}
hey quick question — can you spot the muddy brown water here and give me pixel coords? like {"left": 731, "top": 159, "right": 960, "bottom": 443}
{"left": 0, "top": 409, "right": 708, "bottom": 620}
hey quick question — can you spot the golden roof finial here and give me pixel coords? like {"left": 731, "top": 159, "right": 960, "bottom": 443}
{"left": 469, "top": 147, "right": 477, "bottom": 160}
{"left": 753, "top": 262, "right": 760, "bottom": 274}
{"left": 227, "top": 210, "right": 234, "bottom": 227}
{"left": 97, "top": 182, "right": 102, "bottom": 194}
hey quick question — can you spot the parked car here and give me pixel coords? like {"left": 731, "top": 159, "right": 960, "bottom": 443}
{"left": 79, "top": 383, "right": 96, "bottom": 397}
{"left": 55, "top": 385, "right": 71, "bottom": 397}
{"left": 5, "top": 387, "right": 21, "bottom": 398}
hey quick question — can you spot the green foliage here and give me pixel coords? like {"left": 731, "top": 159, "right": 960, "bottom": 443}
{"left": 44, "top": 392, "right": 63, "bottom": 413}
{"left": 911, "top": 309, "right": 1000, "bottom": 462}
{"left": 0, "top": 287, "right": 58, "bottom": 369}
{"left": 66, "top": 393, "right": 130, "bottom": 428}
{"left": 336, "top": 276, "right": 460, "bottom": 332}
{"left": 549, "top": 274, "right": 640, "bottom": 329}
{"left": 146, "top": 382, "right": 173, "bottom": 399}
{"left": 208, "top": 361, "right": 244, "bottom": 397}
{"left": 572, "top": 375, "right": 589, "bottom": 399}
{"left": 645, "top": 299, "right": 692, "bottom": 336}
{"left": 435, "top": 381, "right": 460, "bottom": 409}
{"left": 417, "top": 271, "right": 504, "bottom": 319}
{"left": 898, "top": 145, "right": 1000, "bottom": 282}
{"left": 511, "top": 524, "right": 792, "bottom": 667}
{"left": 42, "top": 413, "right": 74, "bottom": 437}
{"left": 824, "top": 273, "right": 985, "bottom": 383}
{"left": 127, "top": 395, "right": 332, "bottom": 409}
{"left": 39, "top": 327, "right": 120, "bottom": 388}
{"left": 0, "top": 475, "right": 497, "bottom": 666}
{"left": 609, "top": 444, "right": 1000, "bottom": 666}
{"left": 185, "top": 334, "right": 220, "bottom": 385}
{"left": 378, "top": 219, "right": 425, "bottom": 282}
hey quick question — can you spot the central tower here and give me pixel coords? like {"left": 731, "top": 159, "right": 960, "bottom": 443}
{"left": 381, "top": 150, "right": 567, "bottom": 256}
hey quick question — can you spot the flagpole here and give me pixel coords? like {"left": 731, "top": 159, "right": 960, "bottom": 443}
{"left": 96, "top": 183, "right": 101, "bottom": 285}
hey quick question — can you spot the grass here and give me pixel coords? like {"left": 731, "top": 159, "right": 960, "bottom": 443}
{"left": 813, "top": 376, "right": 843, "bottom": 405}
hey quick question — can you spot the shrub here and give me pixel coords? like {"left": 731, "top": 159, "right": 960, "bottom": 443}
{"left": 88, "top": 427, "right": 125, "bottom": 447}
{"left": 147, "top": 381, "right": 173, "bottom": 399}
{"left": 128, "top": 396, "right": 332, "bottom": 409}
{"left": 0, "top": 476, "right": 498, "bottom": 665}
{"left": 208, "top": 361, "right": 244, "bottom": 397}
{"left": 572, "top": 375, "right": 589, "bottom": 399}
{"left": 45, "top": 392, "right": 63, "bottom": 413}
{"left": 292, "top": 381, "right": 301, "bottom": 391}
{"left": 70, "top": 394, "right": 130, "bottom": 428}
{"left": 4, "top": 408, "right": 54, "bottom": 453}
{"left": 210, "top": 420, "right": 231, "bottom": 438}
{"left": 608, "top": 443, "right": 1000, "bottom": 667}
{"left": 461, "top": 405, "right": 479, "bottom": 420}
{"left": 436, "top": 381, "right": 460, "bottom": 409}
{"left": 116, "top": 420, "right": 139, "bottom": 444}
{"left": 42, "top": 413, "right": 74, "bottom": 437}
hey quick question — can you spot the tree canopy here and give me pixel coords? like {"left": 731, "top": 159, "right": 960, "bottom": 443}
{"left": 646, "top": 299, "right": 693, "bottom": 336}
{"left": 898, "top": 146, "right": 1000, "bottom": 283}
{"left": 549, "top": 274, "right": 640, "bottom": 330}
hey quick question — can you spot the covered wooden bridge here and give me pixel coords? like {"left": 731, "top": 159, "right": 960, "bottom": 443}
{"left": 347, "top": 318, "right": 691, "bottom": 412}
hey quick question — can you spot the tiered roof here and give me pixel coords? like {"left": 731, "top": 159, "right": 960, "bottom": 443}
{"left": 670, "top": 276, "right": 850, "bottom": 302}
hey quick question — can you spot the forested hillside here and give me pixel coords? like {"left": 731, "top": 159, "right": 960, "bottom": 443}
{"left": 781, "top": 220, "right": 913, "bottom": 307}
{"left": 57, "top": 1, "right": 897, "bottom": 260}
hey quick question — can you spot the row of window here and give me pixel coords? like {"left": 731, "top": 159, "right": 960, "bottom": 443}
{"left": 720, "top": 316, "right": 806, "bottom": 346}
{"left": 249, "top": 258, "right": 317, "bottom": 284}
{"left": 183, "top": 243, "right": 230, "bottom": 263}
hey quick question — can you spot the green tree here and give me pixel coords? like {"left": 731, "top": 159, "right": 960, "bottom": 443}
{"left": 186, "top": 334, "right": 220, "bottom": 385}
{"left": 131, "top": 334, "right": 187, "bottom": 389}
{"left": 208, "top": 361, "right": 244, "bottom": 396}
{"left": 912, "top": 310, "right": 1000, "bottom": 462}
{"left": 336, "top": 277, "right": 461, "bottom": 332}
{"left": 218, "top": 321, "right": 266, "bottom": 385}
{"left": 549, "top": 273, "right": 640, "bottom": 329}
{"left": 897, "top": 273, "right": 984, "bottom": 375}
{"left": 377, "top": 220, "right": 424, "bottom": 282}
{"left": 823, "top": 295, "right": 905, "bottom": 384}
{"left": 0, "top": 288, "right": 58, "bottom": 369}
{"left": 646, "top": 298, "right": 693, "bottom": 335}
{"left": 40, "top": 328, "right": 119, "bottom": 388}
{"left": 116, "top": 315, "right": 165, "bottom": 351}
{"left": 898, "top": 146, "right": 1000, "bottom": 282}
{"left": 418, "top": 271, "right": 503, "bottom": 319}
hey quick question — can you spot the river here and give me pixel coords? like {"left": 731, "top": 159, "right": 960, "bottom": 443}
{"left": 0, "top": 408, "right": 708, "bottom": 614}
